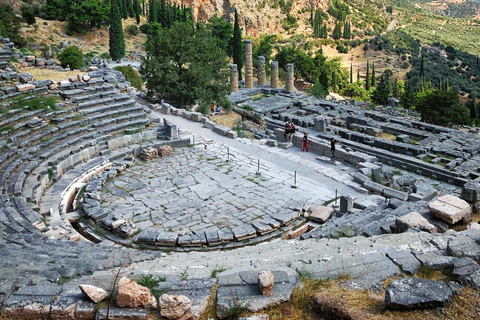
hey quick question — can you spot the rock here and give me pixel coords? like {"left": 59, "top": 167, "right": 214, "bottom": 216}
{"left": 385, "top": 278, "right": 453, "bottom": 310}
{"left": 461, "top": 182, "right": 480, "bottom": 203}
{"left": 140, "top": 146, "right": 158, "bottom": 161}
{"left": 396, "top": 175, "right": 416, "bottom": 187}
{"left": 158, "top": 145, "right": 173, "bottom": 157}
{"left": 79, "top": 285, "right": 108, "bottom": 303}
{"left": 395, "top": 212, "right": 435, "bottom": 233}
{"left": 19, "top": 72, "right": 33, "bottom": 83}
{"left": 15, "top": 84, "right": 35, "bottom": 92}
{"left": 428, "top": 195, "right": 471, "bottom": 224}
{"left": 48, "top": 82, "right": 58, "bottom": 90}
{"left": 25, "top": 55, "right": 35, "bottom": 62}
{"left": 258, "top": 271, "right": 274, "bottom": 296}
{"left": 159, "top": 294, "right": 192, "bottom": 319}
{"left": 309, "top": 206, "right": 333, "bottom": 223}
{"left": 116, "top": 277, "right": 157, "bottom": 309}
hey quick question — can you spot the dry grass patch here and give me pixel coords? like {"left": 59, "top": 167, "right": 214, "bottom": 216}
{"left": 376, "top": 132, "right": 397, "bottom": 140}
{"left": 210, "top": 112, "right": 242, "bottom": 129}
{"left": 200, "top": 284, "right": 218, "bottom": 320}
{"left": 12, "top": 64, "right": 81, "bottom": 83}
{"left": 308, "top": 277, "right": 480, "bottom": 320}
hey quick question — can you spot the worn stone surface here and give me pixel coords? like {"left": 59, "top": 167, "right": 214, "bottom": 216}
{"left": 447, "top": 229, "right": 480, "bottom": 262}
{"left": 216, "top": 267, "right": 298, "bottom": 319}
{"left": 385, "top": 278, "right": 453, "bottom": 310}
{"left": 116, "top": 277, "right": 157, "bottom": 309}
{"left": 396, "top": 212, "right": 435, "bottom": 233}
{"left": 159, "top": 294, "right": 191, "bottom": 319}
{"left": 461, "top": 181, "right": 480, "bottom": 203}
{"left": 428, "top": 195, "right": 471, "bottom": 224}
{"left": 79, "top": 284, "right": 108, "bottom": 303}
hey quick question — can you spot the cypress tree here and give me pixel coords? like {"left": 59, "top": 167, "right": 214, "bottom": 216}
{"left": 350, "top": 63, "right": 353, "bottom": 83}
{"left": 121, "top": 0, "right": 128, "bottom": 19}
{"left": 365, "top": 61, "right": 370, "bottom": 90}
{"left": 148, "top": 0, "right": 157, "bottom": 23}
{"left": 233, "top": 8, "right": 243, "bottom": 80}
{"left": 133, "top": 0, "right": 141, "bottom": 24}
{"left": 371, "top": 62, "right": 376, "bottom": 87}
{"left": 357, "top": 68, "right": 360, "bottom": 83}
{"left": 109, "top": 0, "right": 125, "bottom": 60}
{"left": 419, "top": 55, "right": 424, "bottom": 78}
{"left": 127, "top": 0, "right": 134, "bottom": 18}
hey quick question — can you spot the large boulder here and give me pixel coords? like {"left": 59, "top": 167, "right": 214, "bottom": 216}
{"left": 309, "top": 206, "right": 333, "bottom": 223}
{"left": 258, "top": 271, "right": 274, "bottom": 297}
{"left": 159, "top": 294, "right": 192, "bottom": 319}
{"left": 395, "top": 212, "right": 435, "bottom": 233}
{"left": 461, "top": 182, "right": 480, "bottom": 203}
{"left": 385, "top": 278, "right": 453, "bottom": 310}
{"left": 428, "top": 195, "right": 471, "bottom": 224}
{"left": 116, "top": 277, "right": 157, "bottom": 309}
{"left": 79, "top": 285, "right": 108, "bottom": 303}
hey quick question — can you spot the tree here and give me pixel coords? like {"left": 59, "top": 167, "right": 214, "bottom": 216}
{"left": 350, "top": 63, "right": 353, "bottom": 83}
{"left": 309, "top": 80, "right": 328, "bottom": 98}
{"left": 401, "top": 80, "right": 416, "bottom": 109}
{"left": 365, "top": 61, "right": 370, "bottom": 90}
{"left": 209, "top": 15, "right": 233, "bottom": 54}
{"left": 57, "top": 46, "right": 85, "bottom": 69}
{"left": 232, "top": 9, "right": 243, "bottom": 80}
{"left": 416, "top": 89, "right": 469, "bottom": 125}
{"left": 357, "top": 68, "right": 360, "bottom": 83}
{"left": 42, "top": 0, "right": 66, "bottom": 20}
{"left": 372, "top": 74, "right": 391, "bottom": 105}
{"left": 148, "top": 0, "right": 157, "bottom": 23}
{"left": 332, "top": 22, "right": 342, "bottom": 40}
{"left": 121, "top": 0, "right": 128, "bottom": 19}
{"left": 419, "top": 54, "right": 424, "bottom": 78}
{"left": 467, "top": 94, "right": 477, "bottom": 119}
{"left": 21, "top": 5, "right": 36, "bottom": 26}
{"left": 140, "top": 22, "right": 231, "bottom": 111}
{"left": 127, "top": 0, "right": 134, "bottom": 18}
{"left": 0, "top": 4, "right": 27, "bottom": 47}
{"left": 133, "top": 0, "right": 141, "bottom": 24}
{"left": 371, "top": 62, "right": 376, "bottom": 88}
{"left": 109, "top": 0, "right": 125, "bottom": 60}
{"left": 65, "top": 0, "right": 110, "bottom": 35}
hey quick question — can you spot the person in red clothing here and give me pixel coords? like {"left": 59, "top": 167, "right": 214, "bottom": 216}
{"left": 302, "top": 131, "right": 309, "bottom": 152}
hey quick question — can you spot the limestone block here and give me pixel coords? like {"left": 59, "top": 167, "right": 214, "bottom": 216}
{"left": 396, "top": 212, "right": 435, "bottom": 233}
{"left": 226, "top": 130, "right": 238, "bottom": 139}
{"left": 159, "top": 294, "right": 191, "bottom": 319}
{"left": 116, "top": 277, "right": 157, "bottom": 309}
{"left": 25, "top": 55, "right": 35, "bottom": 62}
{"left": 48, "top": 82, "right": 58, "bottom": 90}
{"left": 309, "top": 206, "right": 333, "bottom": 223}
{"left": 383, "top": 187, "right": 408, "bottom": 201}
{"left": 111, "top": 219, "right": 126, "bottom": 229}
{"left": 461, "top": 182, "right": 480, "bottom": 203}
{"left": 428, "top": 195, "right": 471, "bottom": 224}
{"left": 258, "top": 271, "right": 274, "bottom": 296}
{"left": 88, "top": 66, "right": 99, "bottom": 71}
{"left": 385, "top": 278, "right": 453, "bottom": 310}
{"left": 15, "top": 84, "right": 35, "bottom": 92}
{"left": 189, "top": 112, "right": 203, "bottom": 122}
{"left": 35, "top": 58, "right": 45, "bottom": 66}
{"left": 79, "top": 285, "right": 108, "bottom": 303}
{"left": 69, "top": 77, "right": 79, "bottom": 83}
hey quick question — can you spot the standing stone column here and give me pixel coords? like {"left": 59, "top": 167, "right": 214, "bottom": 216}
{"left": 285, "top": 63, "right": 295, "bottom": 92}
{"left": 271, "top": 61, "right": 279, "bottom": 88}
{"left": 230, "top": 64, "right": 238, "bottom": 92}
{"left": 244, "top": 39, "right": 253, "bottom": 88}
{"left": 257, "top": 56, "right": 266, "bottom": 86}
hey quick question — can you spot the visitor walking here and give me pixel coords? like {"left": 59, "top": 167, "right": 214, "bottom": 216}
{"left": 211, "top": 104, "right": 215, "bottom": 113}
{"left": 302, "top": 131, "right": 309, "bottom": 152}
{"left": 331, "top": 137, "right": 339, "bottom": 161}
{"left": 284, "top": 121, "right": 289, "bottom": 140}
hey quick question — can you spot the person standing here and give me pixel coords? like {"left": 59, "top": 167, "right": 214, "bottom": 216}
{"left": 284, "top": 121, "right": 289, "bottom": 140}
{"left": 288, "top": 123, "right": 296, "bottom": 142}
{"left": 302, "top": 131, "right": 309, "bottom": 152}
{"left": 331, "top": 137, "right": 339, "bottom": 161}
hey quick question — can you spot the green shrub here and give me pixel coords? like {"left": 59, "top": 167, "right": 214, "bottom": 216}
{"left": 114, "top": 66, "right": 143, "bottom": 91}
{"left": 57, "top": 46, "right": 85, "bottom": 70}
{"left": 126, "top": 25, "right": 138, "bottom": 36}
